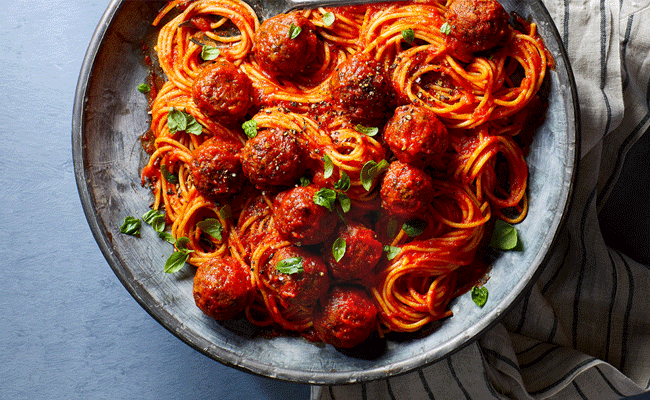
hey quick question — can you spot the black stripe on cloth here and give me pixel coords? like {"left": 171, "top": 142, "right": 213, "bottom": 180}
{"left": 483, "top": 347, "right": 520, "bottom": 372}
{"left": 361, "top": 383, "right": 367, "bottom": 400}
{"left": 385, "top": 378, "right": 397, "bottom": 400}
{"left": 621, "top": 15, "right": 634, "bottom": 91}
{"left": 599, "top": 57, "right": 650, "bottom": 206}
{"left": 515, "top": 341, "right": 547, "bottom": 357}
{"left": 328, "top": 385, "right": 336, "bottom": 400}
{"left": 594, "top": 364, "right": 627, "bottom": 398}
{"left": 613, "top": 248, "right": 635, "bottom": 373}
{"left": 512, "top": 289, "right": 530, "bottom": 334}
{"left": 447, "top": 357, "right": 473, "bottom": 400}
{"left": 519, "top": 344, "right": 561, "bottom": 369}
{"left": 482, "top": 368, "right": 502, "bottom": 399}
{"left": 547, "top": 312, "right": 559, "bottom": 343}
{"left": 599, "top": 0, "right": 613, "bottom": 136}
{"left": 529, "top": 357, "right": 599, "bottom": 396}
{"left": 572, "top": 187, "right": 598, "bottom": 349}
{"left": 572, "top": 380, "right": 589, "bottom": 399}
{"left": 541, "top": 236, "right": 571, "bottom": 295}
{"left": 604, "top": 247, "right": 619, "bottom": 362}
{"left": 418, "top": 368, "right": 436, "bottom": 400}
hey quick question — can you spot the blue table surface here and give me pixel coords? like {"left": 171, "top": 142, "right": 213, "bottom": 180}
{"left": 1, "top": 0, "right": 648, "bottom": 399}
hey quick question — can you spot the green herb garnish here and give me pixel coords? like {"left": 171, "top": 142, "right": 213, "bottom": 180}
{"left": 137, "top": 83, "right": 151, "bottom": 94}
{"left": 360, "top": 159, "right": 389, "bottom": 191}
{"left": 401, "top": 28, "right": 415, "bottom": 44}
{"left": 440, "top": 22, "right": 452, "bottom": 35}
{"left": 402, "top": 218, "right": 427, "bottom": 237}
{"left": 288, "top": 23, "right": 302, "bottom": 39}
{"left": 242, "top": 119, "right": 258, "bottom": 139}
{"left": 322, "top": 12, "right": 335, "bottom": 27}
{"left": 276, "top": 257, "right": 304, "bottom": 274}
{"left": 167, "top": 107, "right": 202, "bottom": 135}
{"left": 332, "top": 237, "right": 346, "bottom": 262}
{"left": 120, "top": 216, "right": 141, "bottom": 236}
{"left": 490, "top": 220, "right": 519, "bottom": 250}
{"left": 142, "top": 210, "right": 166, "bottom": 233}
{"left": 383, "top": 245, "right": 401, "bottom": 260}
{"left": 355, "top": 124, "right": 379, "bottom": 137}
{"left": 197, "top": 218, "right": 223, "bottom": 241}
{"left": 200, "top": 45, "right": 220, "bottom": 61}
{"left": 471, "top": 286, "right": 488, "bottom": 307}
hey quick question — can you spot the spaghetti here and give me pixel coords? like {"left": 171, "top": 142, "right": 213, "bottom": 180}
{"left": 140, "top": 0, "right": 551, "bottom": 348}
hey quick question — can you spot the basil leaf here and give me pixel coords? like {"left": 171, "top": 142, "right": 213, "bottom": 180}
{"left": 185, "top": 114, "right": 203, "bottom": 135}
{"left": 197, "top": 218, "right": 223, "bottom": 240}
{"left": 142, "top": 210, "right": 166, "bottom": 233}
{"left": 332, "top": 237, "right": 346, "bottom": 262}
{"left": 219, "top": 204, "right": 232, "bottom": 220}
{"left": 402, "top": 218, "right": 427, "bottom": 237}
{"left": 200, "top": 45, "right": 220, "bottom": 61}
{"left": 361, "top": 159, "right": 389, "bottom": 191}
{"left": 490, "top": 220, "right": 518, "bottom": 250}
{"left": 288, "top": 23, "right": 302, "bottom": 39}
{"left": 322, "top": 11, "right": 335, "bottom": 27}
{"left": 313, "top": 187, "right": 337, "bottom": 211}
{"left": 276, "top": 256, "right": 304, "bottom": 274}
{"left": 159, "top": 231, "right": 176, "bottom": 243}
{"left": 355, "top": 124, "right": 379, "bottom": 137}
{"left": 175, "top": 236, "right": 191, "bottom": 251}
{"left": 334, "top": 171, "right": 350, "bottom": 192}
{"left": 137, "top": 83, "right": 151, "bottom": 94}
{"left": 440, "top": 22, "right": 452, "bottom": 35}
{"left": 471, "top": 286, "right": 488, "bottom": 307}
{"left": 383, "top": 245, "right": 401, "bottom": 260}
{"left": 401, "top": 28, "right": 415, "bottom": 44}
{"left": 242, "top": 119, "right": 258, "bottom": 139}
{"left": 165, "top": 251, "right": 189, "bottom": 273}
{"left": 160, "top": 164, "right": 179, "bottom": 184}
{"left": 168, "top": 107, "right": 202, "bottom": 135}
{"left": 323, "top": 154, "right": 334, "bottom": 179}
{"left": 120, "top": 216, "right": 141, "bottom": 236}
{"left": 167, "top": 107, "right": 187, "bottom": 133}
{"left": 337, "top": 192, "right": 351, "bottom": 213}
{"left": 299, "top": 176, "right": 311, "bottom": 187}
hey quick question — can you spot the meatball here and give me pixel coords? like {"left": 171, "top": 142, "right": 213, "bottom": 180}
{"left": 329, "top": 52, "right": 392, "bottom": 125}
{"left": 240, "top": 128, "right": 305, "bottom": 189}
{"left": 444, "top": 0, "right": 509, "bottom": 57}
{"left": 323, "top": 222, "right": 383, "bottom": 281}
{"left": 190, "top": 136, "right": 244, "bottom": 202}
{"left": 273, "top": 185, "right": 338, "bottom": 245}
{"left": 193, "top": 256, "right": 255, "bottom": 321}
{"left": 383, "top": 105, "right": 449, "bottom": 168}
{"left": 254, "top": 12, "right": 318, "bottom": 77}
{"left": 380, "top": 161, "right": 434, "bottom": 218}
{"left": 192, "top": 59, "right": 253, "bottom": 122}
{"left": 266, "top": 246, "right": 330, "bottom": 307}
{"left": 312, "top": 285, "right": 378, "bottom": 348}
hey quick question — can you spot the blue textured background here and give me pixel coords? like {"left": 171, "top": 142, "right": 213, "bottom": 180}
{"left": 0, "top": 1, "right": 310, "bottom": 398}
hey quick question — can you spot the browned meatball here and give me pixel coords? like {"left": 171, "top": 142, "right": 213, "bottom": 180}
{"left": 254, "top": 12, "right": 318, "bottom": 77}
{"left": 380, "top": 161, "right": 434, "bottom": 218}
{"left": 329, "top": 52, "right": 392, "bottom": 125}
{"left": 312, "top": 285, "right": 377, "bottom": 348}
{"left": 240, "top": 128, "right": 305, "bottom": 189}
{"left": 273, "top": 185, "right": 338, "bottom": 245}
{"left": 190, "top": 136, "right": 244, "bottom": 202}
{"left": 266, "top": 246, "right": 330, "bottom": 307}
{"left": 383, "top": 105, "right": 449, "bottom": 168}
{"left": 192, "top": 59, "right": 253, "bottom": 122}
{"left": 193, "top": 256, "right": 255, "bottom": 321}
{"left": 445, "top": 0, "right": 509, "bottom": 57}
{"left": 323, "top": 222, "right": 383, "bottom": 281}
